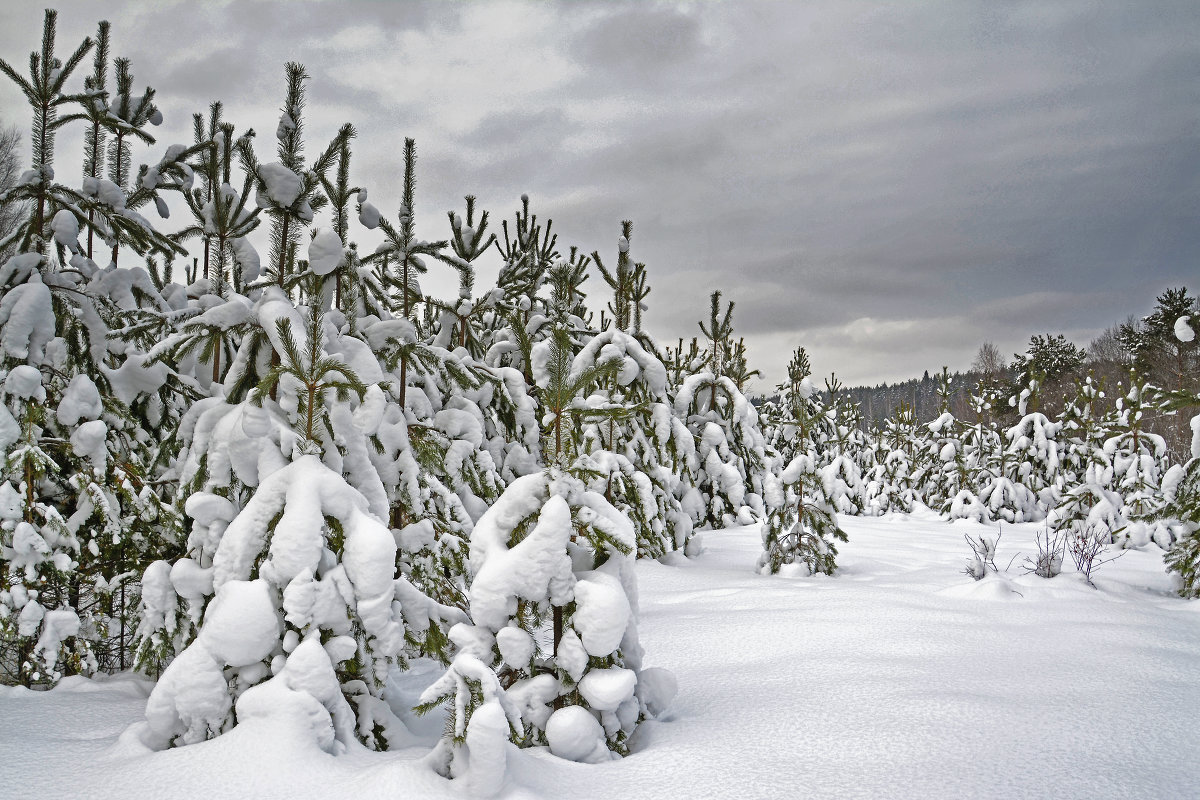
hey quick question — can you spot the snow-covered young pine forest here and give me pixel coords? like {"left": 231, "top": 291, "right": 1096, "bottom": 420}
{"left": 2, "top": 9, "right": 1200, "bottom": 800}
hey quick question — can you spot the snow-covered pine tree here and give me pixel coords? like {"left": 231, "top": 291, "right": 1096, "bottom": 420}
{"left": 674, "top": 290, "right": 775, "bottom": 529}
{"left": 200, "top": 66, "right": 352, "bottom": 409}
{"left": 948, "top": 383, "right": 1002, "bottom": 522}
{"left": 725, "top": 336, "right": 763, "bottom": 394}
{"left": 921, "top": 367, "right": 967, "bottom": 513}
{"left": 493, "top": 193, "right": 557, "bottom": 328}
{"left": 1159, "top": 314, "right": 1200, "bottom": 594}
{"left": 572, "top": 229, "right": 694, "bottom": 557}
{"left": 0, "top": 10, "right": 181, "bottom": 269}
{"left": 0, "top": 9, "right": 94, "bottom": 257}
{"left": 182, "top": 104, "right": 263, "bottom": 288}
{"left": 139, "top": 275, "right": 463, "bottom": 751}
{"left": 366, "top": 314, "right": 497, "bottom": 610}
{"left": 481, "top": 195, "right": 564, "bottom": 392}
{"left": 1046, "top": 377, "right": 1124, "bottom": 544}
{"left": 312, "top": 123, "right": 378, "bottom": 319}
{"left": 758, "top": 346, "right": 846, "bottom": 575}
{"left": 863, "top": 401, "right": 919, "bottom": 515}
{"left": 1009, "top": 333, "right": 1085, "bottom": 417}
{"left": 579, "top": 334, "right": 694, "bottom": 555}
{"left": 240, "top": 63, "right": 345, "bottom": 298}
{"left": 365, "top": 137, "right": 455, "bottom": 321}
{"left": 1118, "top": 288, "right": 1199, "bottom": 460}
{"left": 0, "top": 352, "right": 112, "bottom": 684}
{"left": 1047, "top": 482, "right": 1125, "bottom": 549}
{"left": 593, "top": 220, "right": 636, "bottom": 334}
{"left": 97, "top": 54, "right": 164, "bottom": 267}
{"left": 1058, "top": 373, "right": 1108, "bottom": 488}
{"left": 663, "top": 336, "right": 704, "bottom": 393}
{"left": 78, "top": 19, "right": 109, "bottom": 262}
{"left": 429, "top": 203, "right": 555, "bottom": 505}
{"left": 1104, "top": 377, "right": 1167, "bottom": 515}
{"left": 762, "top": 348, "right": 821, "bottom": 461}
{"left": 327, "top": 146, "right": 506, "bottom": 613}
{"left": 160, "top": 107, "right": 262, "bottom": 389}
{"left": 629, "top": 260, "right": 651, "bottom": 337}
{"left": 1004, "top": 387, "right": 1063, "bottom": 517}
{"left": 1100, "top": 375, "right": 1171, "bottom": 547}
{"left": 418, "top": 310, "right": 669, "bottom": 780}
{"left": 818, "top": 376, "right": 864, "bottom": 517}
{"left": 0, "top": 12, "right": 195, "bottom": 684}
{"left": 856, "top": 427, "right": 886, "bottom": 514}
{"left": 0, "top": 254, "right": 184, "bottom": 686}
{"left": 977, "top": 427, "right": 1040, "bottom": 523}
{"left": 425, "top": 195, "right": 500, "bottom": 358}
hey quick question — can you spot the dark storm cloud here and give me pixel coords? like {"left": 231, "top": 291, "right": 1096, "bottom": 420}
{"left": 1, "top": 0, "right": 1197, "bottom": 386}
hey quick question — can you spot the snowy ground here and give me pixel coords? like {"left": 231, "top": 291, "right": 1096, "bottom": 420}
{"left": 4, "top": 510, "right": 1200, "bottom": 799}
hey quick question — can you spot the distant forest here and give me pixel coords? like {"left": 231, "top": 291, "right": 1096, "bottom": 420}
{"left": 838, "top": 369, "right": 983, "bottom": 428}
{"left": 758, "top": 287, "right": 1199, "bottom": 463}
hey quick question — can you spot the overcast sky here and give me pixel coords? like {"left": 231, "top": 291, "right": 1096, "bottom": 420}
{"left": 2, "top": 1, "right": 1198, "bottom": 387}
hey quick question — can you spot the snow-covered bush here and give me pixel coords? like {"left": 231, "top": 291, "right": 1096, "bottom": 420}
{"left": 1159, "top": 315, "right": 1200, "bottom": 595}
{"left": 757, "top": 349, "right": 847, "bottom": 575}
{"left": 141, "top": 454, "right": 464, "bottom": 749}
{"left": 418, "top": 469, "right": 669, "bottom": 780}
{"left": 674, "top": 370, "right": 775, "bottom": 528}
{"left": 1048, "top": 483, "right": 1125, "bottom": 544}
{"left": 1005, "top": 411, "right": 1062, "bottom": 513}
{"left": 758, "top": 453, "right": 847, "bottom": 576}
{"left": 572, "top": 325, "right": 694, "bottom": 557}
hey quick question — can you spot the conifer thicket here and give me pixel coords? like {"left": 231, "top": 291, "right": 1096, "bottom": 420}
{"left": 1, "top": 9, "right": 1199, "bottom": 786}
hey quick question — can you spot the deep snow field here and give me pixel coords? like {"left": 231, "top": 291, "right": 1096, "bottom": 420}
{"left": 4, "top": 510, "right": 1199, "bottom": 800}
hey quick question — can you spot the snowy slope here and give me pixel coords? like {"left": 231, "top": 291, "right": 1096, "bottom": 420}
{"left": 3, "top": 511, "right": 1199, "bottom": 799}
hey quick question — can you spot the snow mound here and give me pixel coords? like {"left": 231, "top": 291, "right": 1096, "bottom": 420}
{"left": 197, "top": 579, "right": 281, "bottom": 667}
{"left": 257, "top": 163, "right": 303, "bottom": 207}
{"left": 307, "top": 229, "right": 344, "bottom": 276}
{"left": 545, "top": 706, "right": 609, "bottom": 763}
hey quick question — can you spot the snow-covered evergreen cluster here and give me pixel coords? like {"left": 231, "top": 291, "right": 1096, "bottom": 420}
{"left": 755, "top": 332, "right": 1200, "bottom": 593}
{"left": 0, "top": 10, "right": 798, "bottom": 788}
{"left": 2, "top": 10, "right": 1200, "bottom": 792}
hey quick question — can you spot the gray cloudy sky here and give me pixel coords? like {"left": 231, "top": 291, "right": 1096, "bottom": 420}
{"left": 2, "top": 1, "right": 1198, "bottom": 387}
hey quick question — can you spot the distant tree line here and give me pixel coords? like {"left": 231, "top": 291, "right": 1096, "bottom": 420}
{"left": 825, "top": 287, "right": 1198, "bottom": 462}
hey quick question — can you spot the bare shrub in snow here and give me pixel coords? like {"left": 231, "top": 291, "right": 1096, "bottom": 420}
{"left": 1021, "top": 529, "right": 1065, "bottom": 578}
{"left": 963, "top": 528, "right": 1002, "bottom": 580}
{"left": 1067, "top": 522, "right": 1126, "bottom": 587}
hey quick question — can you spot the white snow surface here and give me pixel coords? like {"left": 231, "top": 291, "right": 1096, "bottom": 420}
{"left": 57, "top": 374, "right": 103, "bottom": 426}
{"left": 571, "top": 571, "right": 632, "bottom": 657}
{"left": 256, "top": 162, "right": 303, "bottom": 208}
{"left": 0, "top": 274, "right": 54, "bottom": 364}
{"left": 307, "top": 229, "right": 345, "bottom": 276}
{"left": 4, "top": 512, "right": 1200, "bottom": 798}
{"left": 576, "top": 667, "right": 637, "bottom": 712}
{"left": 196, "top": 580, "right": 280, "bottom": 667}
{"left": 50, "top": 209, "right": 80, "bottom": 251}
{"left": 1175, "top": 314, "right": 1194, "bottom": 343}
{"left": 545, "top": 705, "right": 609, "bottom": 763}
